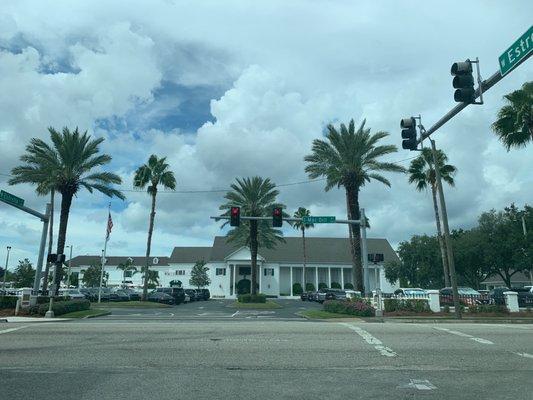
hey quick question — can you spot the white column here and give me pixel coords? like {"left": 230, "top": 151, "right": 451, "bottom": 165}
{"left": 233, "top": 264, "right": 236, "bottom": 298}
{"left": 504, "top": 291, "right": 519, "bottom": 313}
{"left": 259, "top": 263, "right": 262, "bottom": 294}
{"left": 290, "top": 267, "right": 293, "bottom": 296}
{"left": 341, "top": 268, "right": 344, "bottom": 290}
{"left": 328, "top": 267, "right": 331, "bottom": 288}
{"left": 374, "top": 268, "right": 379, "bottom": 291}
{"left": 426, "top": 290, "right": 441, "bottom": 312}
{"left": 315, "top": 266, "right": 318, "bottom": 290}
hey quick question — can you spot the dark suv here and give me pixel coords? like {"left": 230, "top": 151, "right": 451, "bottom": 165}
{"left": 155, "top": 287, "right": 185, "bottom": 305}
{"left": 316, "top": 288, "right": 346, "bottom": 303}
{"left": 197, "top": 289, "right": 210, "bottom": 300}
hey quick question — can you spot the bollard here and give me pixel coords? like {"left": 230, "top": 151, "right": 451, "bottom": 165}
{"left": 503, "top": 291, "right": 519, "bottom": 313}
{"left": 426, "top": 290, "right": 441, "bottom": 313}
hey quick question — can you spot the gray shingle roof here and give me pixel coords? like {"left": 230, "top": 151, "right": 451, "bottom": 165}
{"left": 68, "top": 256, "right": 169, "bottom": 268}
{"left": 169, "top": 247, "right": 212, "bottom": 263}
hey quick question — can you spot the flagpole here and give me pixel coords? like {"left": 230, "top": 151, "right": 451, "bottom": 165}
{"left": 97, "top": 203, "right": 111, "bottom": 303}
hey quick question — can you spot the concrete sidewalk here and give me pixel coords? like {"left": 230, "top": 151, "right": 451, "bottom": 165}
{"left": 0, "top": 316, "right": 70, "bottom": 323}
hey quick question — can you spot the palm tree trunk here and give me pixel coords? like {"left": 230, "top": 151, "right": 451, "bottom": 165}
{"left": 42, "top": 190, "right": 54, "bottom": 292}
{"left": 302, "top": 227, "right": 307, "bottom": 290}
{"left": 250, "top": 219, "right": 258, "bottom": 296}
{"left": 54, "top": 190, "right": 73, "bottom": 296}
{"left": 431, "top": 183, "right": 450, "bottom": 287}
{"left": 346, "top": 185, "right": 363, "bottom": 292}
{"left": 143, "top": 191, "right": 157, "bottom": 301}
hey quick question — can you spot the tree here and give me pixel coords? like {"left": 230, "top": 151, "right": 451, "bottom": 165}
{"left": 452, "top": 229, "right": 490, "bottom": 289}
{"left": 117, "top": 259, "right": 138, "bottom": 285}
{"left": 219, "top": 177, "right": 286, "bottom": 296}
{"left": 305, "top": 119, "right": 405, "bottom": 292}
{"left": 10, "top": 127, "right": 125, "bottom": 295}
{"left": 189, "top": 260, "right": 210, "bottom": 289}
{"left": 491, "top": 81, "right": 533, "bottom": 150}
{"left": 13, "top": 259, "right": 35, "bottom": 288}
{"left": 82, "top": 263, "right": 108, "bottom": 287}
{"left": 292, "top": 207, "right": 314, "bottom": 288}
{"left": 141, "top": 266, "right": 159, "bottom": 289}
{"left": 133, "top": 155, "right": 176, "bottom": 300}
{"left": 408, "top": 147, "right": 456, "bottom": 287}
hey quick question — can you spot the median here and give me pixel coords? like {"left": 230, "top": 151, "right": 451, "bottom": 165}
{"left": 230, "top": 293, "right": 282, "bottom": 309}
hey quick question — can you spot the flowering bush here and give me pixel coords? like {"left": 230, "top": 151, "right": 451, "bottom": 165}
{"left": 384, "top": 298, "right": 430, "bottom": 313}
{"left": 324, "top": 299, "right": 375, "bottom": 317}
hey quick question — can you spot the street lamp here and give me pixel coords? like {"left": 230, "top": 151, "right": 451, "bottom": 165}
{"left": 2, "top": 246, "right": 11, "bottom": 293}
{"left": 65, "top": 245, "right": 73, "bottom": 288}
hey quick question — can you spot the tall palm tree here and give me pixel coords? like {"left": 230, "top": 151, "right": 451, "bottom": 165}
{"left": 117, "top": 259, "right": 138, "bottom": 286}
{"left": 492, "top": 81, "right": 532, "bottom": 150}
{"left": 10, "top": 127, "right": 125, "bottom": 294}
{"left": 292, "top": 207, "right": 314, "bottom": 290}
{"left": 304, "top": 119, "right": 405, "bottom": 292}
{"left": 408, "top": 147, "right": 456, "bottom": 287}
{"left": 133, "top": 155, "right": 176, "bottom": 300}
{"left": 8, "top": 132, "right": 58, "bottom": 292}
{"left": 219, "top": 177, "right": 286, "bottom": 296}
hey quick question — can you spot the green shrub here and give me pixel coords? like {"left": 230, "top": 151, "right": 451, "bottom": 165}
{"left": 330, "top": 282, "right": 341, "bottom": 289}
{"left": 384, "top": 298, "right": 430, "bottom": 313}
{"left": 236, "top": 279, "right": 252, "bottom": 295}
{"left": 305, "top": 283, "right": 315, "bottom": 292}
{"left": 344, "top": 283, "right": 354, "bottom": 289}
{"left": 36, "top": 296, "right": 70, "bottom": 305}
{"left": 468, "top": 304, "right": 508, "bottom": 314}
{"left": 292, "top": 283, "right": 303, "bottom": 295}
{"left": 29, "top": 300, "right": 90, "bottom": 316}
{"left": 0, "top": 296, "right": 18, "bottom": 309}
{"left": 237, "top": 293, "right": 267, "bottom": 303}
{"left": 318, "top": 282, "right": 327, "bottom": 290}
{"left": 443, "top": 305, "right": 450, "bottom": 313}
{"left": 324, "top": 299, "right": 375, "bottom": 317}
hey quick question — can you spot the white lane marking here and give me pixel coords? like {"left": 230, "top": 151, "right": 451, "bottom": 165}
{"left": 0, "top": 326, "right": 28, "bottom": 335}
{"left": 198, "top": 307, "right": 204, "bottom": 310}
{"left": 340, "top": 323, "right": 397, "bottom": 357}
{"left": 169, "top": 313, "right": 174, "bottom": 317}
{"left": 398, "top": 379, "right": 437, "bottom": 390}
{"left": 514, "top": 352, "right": 533, "bottom": 359}
{"left": 231, "top": 310, "right": 239, "bottom": 317}
{"left": 434, "top": 327, "right": 493, "bottom": 345}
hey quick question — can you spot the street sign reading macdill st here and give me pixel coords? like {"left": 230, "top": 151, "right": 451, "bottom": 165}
{"left": 302, "top": 216, "right": 336, "bottom": 224}
{"left": 0, "top": 190, "right": 25, "bottom": 207}
{"left": 499, "top": 25, "right": 533, "bottom": 76}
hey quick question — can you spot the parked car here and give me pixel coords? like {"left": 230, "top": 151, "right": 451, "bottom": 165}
{"left": 300, "top": 291, "right": 309, "bottom": 301}
{"left": 112, "top": 289, "right": 131, "bottom": 302}
{"left": 394, "top": 288, "right": 427, "bottom": 297}
{"left": 440, "top": 287, "right": 487, "bottom": 306}
{"left": 155, "top": 287, "right": 185, "bottom": 304}
{"left": 511, "top": 287, "right": 533, "bottom": 307}
{"left": 183, "top": 293, "right": 191, "bottom": 303}
{"left": 316, "top": 288, "right": 346, "bottom": 303}
{"left": 197, "top": 288, "right": 210, "bottom": 300}
{"left": 345, "top": 290, "right": 362, "bottom": 299}
{"left": 121, "top": 288, "right": 141, "bottom": 301}
{"left": 184, "top": 289, "right": 199, "bottom": 302}
{"left": 58, "top": 288, "right": 86, "bottom": 300}
{"left": 308, "top": 291, "right": 319, "bottom": 302}
{"left": 147, "top": 292, "right": 175, "bottom": 305}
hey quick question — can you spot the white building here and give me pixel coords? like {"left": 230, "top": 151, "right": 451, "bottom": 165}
{"left": 69, "top": 236, "right": 400, "bottom": 297}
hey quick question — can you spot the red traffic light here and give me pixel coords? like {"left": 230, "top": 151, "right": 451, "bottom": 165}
{"left": 272, "top": 207, "right": 283, "bottom": 227}
{"left": 231, "top": 207, "right": 239, "bottom": 215}
{"left": 230, "top": 206, "right": 240, "bottom": 226}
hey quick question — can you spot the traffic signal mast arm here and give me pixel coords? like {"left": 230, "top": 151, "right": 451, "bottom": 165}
{"left": 210, "top": 216, "right": 362, "bottom": 224}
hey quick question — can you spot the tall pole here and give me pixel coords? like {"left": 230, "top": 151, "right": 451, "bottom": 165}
{"left": 98, "top": 203, "right": 111, "bottom": 303}
{"left": 522, "top": 215, "right": 532, "bottom": 286}
{"left": 2, "top": 246, "right": 11, "bottom": 292}
{"left": 66, "top": 245, "right": 73, "bottom": 288}
{"left": 430, "top": 139, "right": 461, "bottom": 319}
{"left": 360, "top": 208, "right": 370, "bottom": 295}
{"left": 33, "top": 203, "right": 51, "bottom": 294}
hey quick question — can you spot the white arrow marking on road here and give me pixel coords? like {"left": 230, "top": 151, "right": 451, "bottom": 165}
{"left": 398, "top": 379, "right": 437, "bottom": 390}
{"left": 0, "top": 326, "right": 28, "bottom": 335}
{"left": 231, "top": 311, "right": 239, "bottom": 317}
{"left": 339, "top": 323, "right": 397, "bottom": 357}
{"left": 514, "top": 352, "right": 533, "bottom": 359}
{"left": 434, "top": 327, "right": 493, "bottom": 345}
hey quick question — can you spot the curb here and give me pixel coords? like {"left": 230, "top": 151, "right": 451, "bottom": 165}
{"left": 381, "top": 318, "right": 533, "bottom": 324}
{"left": 83, "top": 310, "right": 112, "bottom": 319}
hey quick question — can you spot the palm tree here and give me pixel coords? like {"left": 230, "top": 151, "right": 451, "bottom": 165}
{"left": 117, "top": 259, "right": 138, "bottom": 286}
{"left": 408, "top": 148, "right": 456, "bottom": 287}
{"left": 304, "top": 119, "right": 405, "bottom": 292}
{"left": 491, "top": 81, "right": 532, "bottom": 150}
{"left": 133, "top": 155, "right": 176, "bottom": 300}
{"left": 292, "top": 207, "right": 314, "bottom": 290}
{"left": 141, "top": 266, "right": 160, "bottom": 288}
{"left": 219, "top": 177, "right": 286, "bottom": 296}
{"left": 9, "top": 132, "right": 59, "bottom": 292}
{"left": 10, "top": 127, "right": 124, "bottom": 295}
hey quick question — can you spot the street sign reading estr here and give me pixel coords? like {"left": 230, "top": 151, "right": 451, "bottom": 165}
{"left": 498, "top": 25, "right": 533, "bottom": 76}
{"left": 302, "top": 216, "right": 336, "bottom": 224}
{"left": 0, "top": 190, "right": 25, "bottom": 207}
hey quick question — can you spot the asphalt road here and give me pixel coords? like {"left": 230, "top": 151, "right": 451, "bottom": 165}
{"left": 1, "top": 314, "right": 532, "bottom": 400}
{"left": 92, "top": 298, "right": 323, "bottom": 321}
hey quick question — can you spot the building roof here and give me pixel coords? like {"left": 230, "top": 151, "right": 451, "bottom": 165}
{"left": 169, "top": 247, "right": 212, "bottom": 263}
{"left": 208, "top": 236, "right": 398, "bottom": 264}
{"left": 481, "top": 271, "right": 533, "bottom": 284}
{"left": 68, "top": 256, "right": 169, "bottom": 268}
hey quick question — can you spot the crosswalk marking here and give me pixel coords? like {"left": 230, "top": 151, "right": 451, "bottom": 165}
{"left": 340, "top": 323, "right": 397, "bottom": 357}
{"left": 433, "top": 327, "right": 494, "bottom": 345}
{"left": 0, "top": 326, "right": 28, "bottom": 335}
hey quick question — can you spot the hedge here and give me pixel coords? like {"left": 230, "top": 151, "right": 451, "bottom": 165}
{"left": 324, "top": 299, "right": 375, "bottom": 317}
{"left": 0, "top": 296, "right": 18, "bottom": 309}
{"left": 468, "top": 304, "right": 509, "bottom": 314}
{"left": 29, "top": 300, "right": 90, "bottom": 316}
{"left": 344, "top": 283, "right": 354, "bottom": 290}
{"left": 305, "top": 283, "right": 316, "bottom": 292}
{"left": 330, "top": 282, "right": 341, "bottom": 289}
{"left": 292, "top": 283, "right": 303, "bottom": 295}
{"left": 384, "top": 298, "right": 430, "bottom": 313}
{"left": 318, "top": 282, "right": 327, "bottom": 290}
{"left": 237, "top": 293, "right": 267, "bottom": 303}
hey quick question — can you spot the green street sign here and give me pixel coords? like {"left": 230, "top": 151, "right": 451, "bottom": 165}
{"left": 499, "top": 25, "right": 533, "bottom": 76}
{"left": 0, "top": 190, "right": 25, "bottom": 207}
{"left": 302, "top": 216, "right": 336, "bottom": 224}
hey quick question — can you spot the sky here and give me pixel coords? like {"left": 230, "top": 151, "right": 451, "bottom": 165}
{"left": 0, "top": 0, "right": 532, "bottom": 268}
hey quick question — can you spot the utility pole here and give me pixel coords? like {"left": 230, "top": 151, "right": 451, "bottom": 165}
{"left": 430, "top": 139, "right": 461, "bottom": 319}
{"left": 522, "top": 215, "right": 532, "bottom": 286}
{"left": 66, "top": 245, "right": 73, "bottom": 288}
{"left": 2, "top": 246, "right": 11, "bottom": 292}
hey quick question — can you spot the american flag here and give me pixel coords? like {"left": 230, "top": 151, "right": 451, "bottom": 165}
{"left": 105, "top": 212, "right": 113, "bottom": 240}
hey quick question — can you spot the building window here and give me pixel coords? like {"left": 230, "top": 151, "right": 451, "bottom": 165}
{"left": 124, "top": 271, "right": 133, "bottom": 278}
{"left": 216, "top": 268, "right": 226, "bottom": 276}
{"left": 177, "top": 270, "right": 186, "bottom": 276}
{"left": 368, "top": 253, "right": 384, "bottom": 263}
{"left": 263, "top": 268, "right": 274, "bottom": 276}
{"left": 239, "top": 266, "right": 251, "bottom": 276}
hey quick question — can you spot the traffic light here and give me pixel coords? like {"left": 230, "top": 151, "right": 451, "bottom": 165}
{"left": 47, "top": 254, "right": 57, "bottom": 263}
{"left": 230, "top": 206, "right": 240, "bottom": 227}
{"left": 451, "top": 60, "right": 475, "bottom": 103}
{"left": 400, "top": 117, "right": 417, "bottom": 151}
{"left": 272, "top": 207, "right": 283, "bottom": 227}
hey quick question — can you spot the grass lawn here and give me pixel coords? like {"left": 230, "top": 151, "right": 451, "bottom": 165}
{"left": 93, "top": 301, "right": 172, "bottom": 308}
{"left": 230, "top": 300, "right": 282, "bottom": 309}
{"left": 301, "top": 310, "right": 359, "bottom": 319}
{"left": 61, "top": 309, "right": 111, "bottom": 318}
